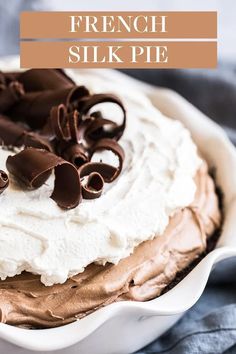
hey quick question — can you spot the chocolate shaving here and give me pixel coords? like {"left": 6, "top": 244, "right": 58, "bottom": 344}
{"left": 0, "top": 81, "right": 25, "bottom": 113}
{"left": 80, "top": 93, "right": 126, "bottom": 141}
{"left": 91, "top": 138, "right": 125, "bottom": 181}
{"left": 49, "top": 100, "right": 125, "bottom": 201}
{"left": 62, "top": 143, "right": 88, "bottom": 168}
{"left": 0, "top": 69, "right": 126, "bottom": 208}
{"left": 50, "top": 104, "right": 69, "bottom": 141}
{"left": 6, "top": 148, "right": 81, "bottom": 209}
{"left": 0, "top": 170, "right": 9, "bottom": 195}
{"left": 81, "top": 172, "right": 104, "bottom": 199}
{"left": 78, "top": 138, "right": 125, "bottom": 199}
{"left": 0, "top": 115, "right": 27, "bottom": 147}
{"left": 79, "top": 162, "right": 117, "bottom": 184}
{"left": 9, "top": 86, "right": 90, "bottom": 129}
{"left": 23, "top": 132, "right": 52, "bottom": 152}
{"left": 50, "top": 105, "right": 89, "bottom": 167}
{"left": 0, "top": 115, "right": 52, "bottom": 151}
{"left": 85, "top": 112, "right": 118, "bottom": 143}
{"left": 18, "top": 69, "right": 75, "bottom": 92}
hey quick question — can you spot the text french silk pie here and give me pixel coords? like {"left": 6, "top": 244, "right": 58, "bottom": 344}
{"left": 0, "top": 69, "right": 221, "bottom": 328}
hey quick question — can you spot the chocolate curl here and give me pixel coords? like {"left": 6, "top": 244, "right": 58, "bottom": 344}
{"left": 62, "top": 143, "right": 88, "bottom": 168}
{"left": 0, "top": 81, "right": 25, "bottom": 113}
{"left": 9, "top": 86, "right": 90, "bottom": 129}
{"left": 50, "top": 104, "right": 70, "bottom": 141}
{"left": 78, "top": 137, "right": 124, "bottom": 199}
{"left": 85, "top": 111, "right": 118, "bottom": 143}
{"left": 78, "top": 138, "right": 124, "bottom": 199}
{"left": 18, "top": 69, "right": 75, "bottom": 92}
{"left": 91, "top": 138, "right": 125, "bottom": 181}
{"left": 50, "top": 105, "right": 89, "bottom": 167}
{"left": 80, "top": 93, "right": 126, "bottom": 141}
{"left": 0, "top": 115, "right": 52, "bottom": 151}
{"left": 80, "top": 171, "right": 104, "bottom": 199}
{"left": 0, "top": 170, "right": 9, "bottom": 195}
{"left": 6, "top": 148, "right": 81, "bottom": 209}
{"left": 79, "top": 162, "right": 117, "bottom": 184}
{"left": 68, "top": 110, "right": 79, "bottom": 142}
{"left": 23, "top": 132, "right": 53, "bottom": 152}
{"left": 0, "top": 115, "right": 26, "bottom": 146}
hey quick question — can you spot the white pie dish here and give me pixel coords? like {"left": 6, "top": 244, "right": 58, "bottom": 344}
{"left": 0, "top": 58, "right": 236, "bottom": 354}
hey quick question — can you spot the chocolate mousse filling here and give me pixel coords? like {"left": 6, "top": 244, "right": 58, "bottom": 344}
{"left": 0, "top": 161, "right": 221, "bottom": 328}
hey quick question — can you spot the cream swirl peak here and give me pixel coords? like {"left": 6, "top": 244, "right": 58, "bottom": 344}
{"left": 0, "top": 69, "right": 201, "bottom": 285}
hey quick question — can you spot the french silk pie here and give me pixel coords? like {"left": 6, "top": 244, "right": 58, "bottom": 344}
{"left": 0, "top": 69, "right": 221, "bottom": 328}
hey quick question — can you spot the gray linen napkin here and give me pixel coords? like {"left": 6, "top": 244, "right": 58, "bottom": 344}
{"left": 136, "top": 258, "right": 236, "bottom": 354}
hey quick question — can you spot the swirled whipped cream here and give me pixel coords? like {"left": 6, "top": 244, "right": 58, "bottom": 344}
{"left": 0, "top": 71, "right": 201, "bottom": 285}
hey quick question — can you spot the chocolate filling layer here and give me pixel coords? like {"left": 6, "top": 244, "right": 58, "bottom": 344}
{"left": 0, "top": 162, "right": 221, "bottom": 328}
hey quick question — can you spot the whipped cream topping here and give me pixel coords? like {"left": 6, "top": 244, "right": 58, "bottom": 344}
{"left": 0, "top": 162, "right": 221, "bottom": 328}
{"left": 0, "top": 71, "right": 201, "bottom": 285}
